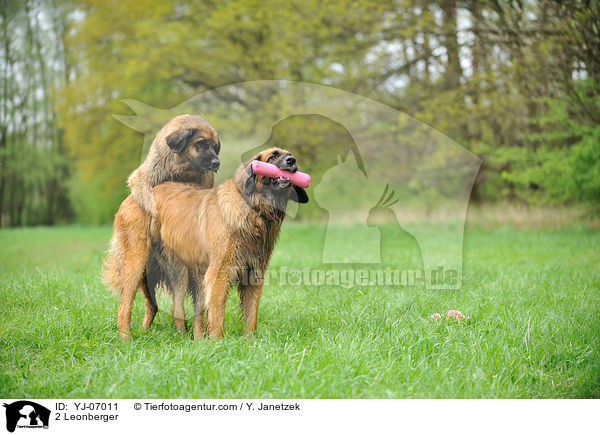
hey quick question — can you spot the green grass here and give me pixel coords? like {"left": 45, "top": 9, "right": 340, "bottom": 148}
{"left": 0, "top": 223, "right": 599, "bottom": 398}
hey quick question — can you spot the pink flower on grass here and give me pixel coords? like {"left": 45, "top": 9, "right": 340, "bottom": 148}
{"left": 430, "top": 310, "right": 469, "bottom": 322}
{"left": 446, "top": 310, "right": 465, "bottom": 320}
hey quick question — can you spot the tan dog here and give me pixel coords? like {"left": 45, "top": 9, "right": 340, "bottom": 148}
{"left": 148, "top": 147, "right": 308, "bottom": 339}
{"left": 103, "top": 114, "right": 220, "bottom": 340}
{"left": 127, "top": 114, "right": 220, "bottom": 219}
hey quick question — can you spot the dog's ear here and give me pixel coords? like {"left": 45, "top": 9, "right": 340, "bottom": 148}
{"left": 244, "top": 164, "right": 256, "bottom": 196}
{"left": 165, "top": 128, "right": 196, "bottom": 153}
{"left": 290, "top": 185, "right": 309, "bottom": 203}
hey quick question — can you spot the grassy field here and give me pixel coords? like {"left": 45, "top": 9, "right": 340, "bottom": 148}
{"left": 0, "top": 222, "right": 598, "bottom": 398}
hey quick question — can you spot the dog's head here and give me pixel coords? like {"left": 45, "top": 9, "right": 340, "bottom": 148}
{"left": 163, "top": 115, "right": 221, "bottom": 173}
{"left": 236, "top": 147, "right": 309, "bottom": 215}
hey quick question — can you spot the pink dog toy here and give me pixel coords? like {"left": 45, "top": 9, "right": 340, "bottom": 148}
{"left": 251, "top": 160, "right": 311, "bottom": 188}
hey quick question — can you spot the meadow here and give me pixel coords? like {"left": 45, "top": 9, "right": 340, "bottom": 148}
{"left": 0, "top": 221, "right": 598, "bottom": 398}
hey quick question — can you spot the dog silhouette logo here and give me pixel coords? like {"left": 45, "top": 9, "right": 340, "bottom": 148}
{"left": 3, "top": 401, "right": 50, "bottom": 432}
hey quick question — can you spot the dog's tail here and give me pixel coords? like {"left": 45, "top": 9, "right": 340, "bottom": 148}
{"left": 102, "top": 235, "right": 122, "bottom": 294}
{"left": 101, "top": 231, "right": 158, "bottom": 310}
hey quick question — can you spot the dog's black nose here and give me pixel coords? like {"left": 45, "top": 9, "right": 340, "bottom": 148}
{"left": 210, "top": 158, "right": 220, "bottom": 171}
{"left": 284, "top": 155, "right": 297, "bottom": 172}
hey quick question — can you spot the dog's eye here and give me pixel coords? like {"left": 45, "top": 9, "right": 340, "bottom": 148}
{"left": 268, "top": 152, "right": 279, "bottom": 162}
{"left": 196, "top": 139, "right": 209, "bottom": 149}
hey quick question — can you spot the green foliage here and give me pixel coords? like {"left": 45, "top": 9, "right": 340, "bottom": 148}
{"left": 67, "top": 167, "right": 129, "bottom": 225}
{"left": 570, "top": 124, "right": 600, "bottom": 206}
{"left": 496, "top": 80, "right": 600, "bottom": 206}
{"left": 0, "top": 144, "right": 72, "bottom": 225}
{"left": 2, "top": 0, "right": 600, "bottom": 224}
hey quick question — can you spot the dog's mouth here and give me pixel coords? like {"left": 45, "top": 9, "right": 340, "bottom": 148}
{"left": 263, "top": 176, "right": 291, "bottom": 189}
{"left": 192, "top": 161, "right": 220, "bottom": 172}
{"left": 275, "top": 177, "right": 290, "bottom": 189}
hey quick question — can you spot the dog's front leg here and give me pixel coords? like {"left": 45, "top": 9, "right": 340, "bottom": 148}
{"left": 204, "top": 264, "right": 230, "bottom": 339}
{"left": 192, "top": 302, "right": 206, "bottom": 340}
{"left": 191, "top": 268, "right": 207, "bottom": 340}
{"left": 128, "top": 168, "right": 159, "bottom": 219}
{"left": 238, "top": 282, "right": 263, "bottom": 337}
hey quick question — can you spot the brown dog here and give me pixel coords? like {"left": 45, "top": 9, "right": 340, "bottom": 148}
{"left": 127, "top": 114, "right": 220, "bottom": 219}
{"left": 148, "top": 147, "right": 308, "bottom": 339}
{"left": 103, "top": 114, "right": 220, "bottom": 340}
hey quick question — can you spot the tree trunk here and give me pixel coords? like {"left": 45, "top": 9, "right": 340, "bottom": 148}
{"left": 441, "top": 0, "right": 463, "bottom": 89}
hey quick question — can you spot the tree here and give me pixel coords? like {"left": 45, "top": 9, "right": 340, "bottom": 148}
{"left": 2, "top": 0, "right": 598, "bottom": 225}
{"left": 0, "top": 0, "right": 72, "bottom": 226}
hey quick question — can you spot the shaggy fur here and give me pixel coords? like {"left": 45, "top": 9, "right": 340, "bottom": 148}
{"left": 103, "top": 114, "right": 220, "bottom": 340}
{"left": 148, "top": 148, "right": 308, "bottom": 339}
{"left": 127, "top": 114, "right": 220, "bottom": 219}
